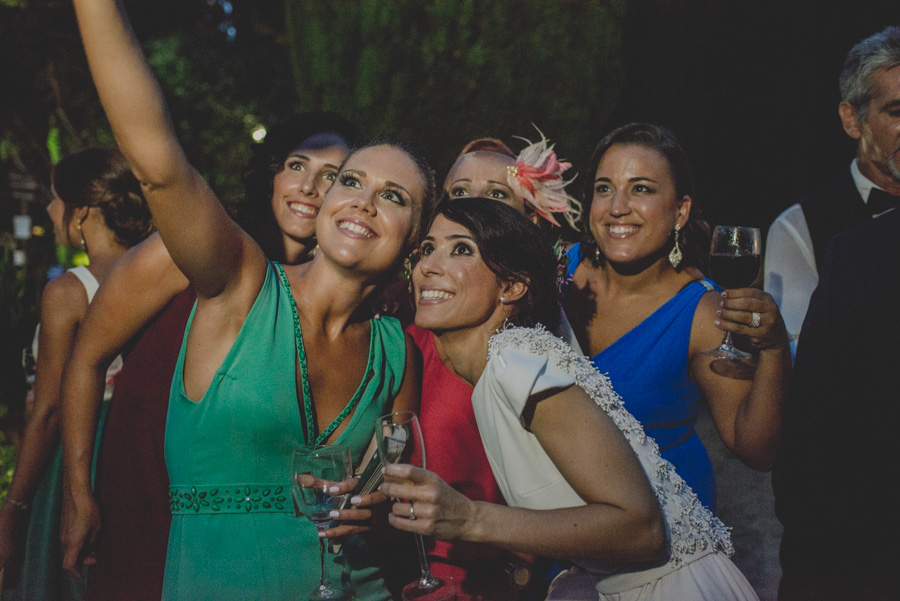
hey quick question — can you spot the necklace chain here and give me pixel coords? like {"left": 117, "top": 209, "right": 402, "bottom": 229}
{"left": 273, "top": 262, "right": 372, "bottom": 447}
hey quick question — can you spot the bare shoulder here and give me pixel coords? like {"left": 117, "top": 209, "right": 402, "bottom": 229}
{"left": 114, "top": 232, "right": 188, "bottom": 293}
{"left": 689, "top": 287, "right": 724, "bottom": 356}
{"left": 41, "top": 271, "right": 90, "bottom": 319}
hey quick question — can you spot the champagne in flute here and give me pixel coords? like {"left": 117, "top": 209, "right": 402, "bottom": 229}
{"left": 375, "top": 412, "right": 455, "bottom": 601}
{"left": 292, "top": 445, "right": 354, "bottom": 601}
{"left": 702, "top": 225, "right": 761, "bottom": 360}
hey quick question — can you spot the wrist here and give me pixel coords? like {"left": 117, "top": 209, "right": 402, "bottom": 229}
{"left": 463, "top": 499, "right": 486, "bottom": 543}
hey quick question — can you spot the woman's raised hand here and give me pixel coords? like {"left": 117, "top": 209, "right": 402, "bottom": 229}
{"left": 714, "top": 288, "right": 790, "bottom": 352}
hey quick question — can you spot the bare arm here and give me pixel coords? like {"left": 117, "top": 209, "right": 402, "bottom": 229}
{"left": 0, "top": 274, "right": 86, "bottom": 569}
{"left": 691, "top": 288, "right": 791, "bottom": 471}
{"left": 71, "top": 0, "right": 264, "bottom": 299}
{"left": 59, "top": 234, "right": 188, "bottom": 575}
{"left": 382, "top": 384, "right": 666, "bottom": 563}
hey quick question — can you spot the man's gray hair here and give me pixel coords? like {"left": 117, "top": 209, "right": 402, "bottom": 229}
{"left": 839, "top": 26, "right": 900, "bottom": 124}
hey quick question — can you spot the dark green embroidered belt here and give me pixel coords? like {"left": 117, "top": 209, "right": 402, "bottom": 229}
{"left": 169, "top": 484, "right": 291, "bottom": 514}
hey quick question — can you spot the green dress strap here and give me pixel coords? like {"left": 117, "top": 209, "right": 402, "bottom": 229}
{"left": 272, "top": 261, "right": 378, "bottom": 447}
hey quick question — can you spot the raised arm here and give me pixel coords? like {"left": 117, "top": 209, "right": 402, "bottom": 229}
{"left": 691, "top": 288, "right": 791, "bottom": 471}
{"left": 71, "top": 0, "right": 264, "bottom": 298}
{"left": 0, "top": 273, "right": 87, "bottom": 570}
{"left": 382, "top": 384, "right": 666, "bottom": 563}
{"left": 59, "top": 234, "right": 188, "bottom": 575}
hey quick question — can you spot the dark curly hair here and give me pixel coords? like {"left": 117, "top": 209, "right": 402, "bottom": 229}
{"left": 52, "top": 147, "right": 154, "bottom": 248}
{"left": 580, "top": 122, "right": 710, "bottom": 272}
{"left": 236, "top": 112, "right": 360, "bottom": 260}
{"left": 433, "top": 198, "right": 560, "bottom": 332}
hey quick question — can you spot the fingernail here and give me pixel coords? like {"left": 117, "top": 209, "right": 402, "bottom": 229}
{"left": 330, "top": 510, "right": 340, "bottom": 518}
{"left": 381, "top": 466, "right": 386, "bottom": 474}
{"left": 721, "top": 291, "right": 727, "bottom": 298}
{"left": 350, "top": 496, "right": 362, "bottom": 505}
{"left": 318, "top": 530, "right": 326, "bottom": 538}
{"left": 716, "top": 309, "right": 722, "bottom": 316}
{"left": 329, "top": 486, "right": 340, "bottom": 494}
{"left": 714, "top": 320, "right": 721, "bottom": 326}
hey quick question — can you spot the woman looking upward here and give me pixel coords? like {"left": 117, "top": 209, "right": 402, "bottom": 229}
{"left": 71, "top": 0, "right": 434, "bottom": 598}
{"left": 384, "top": 198, "right": 760, "bottom": 600}
{"left": 60, "top": 112, "right": 358, "bottom": 601}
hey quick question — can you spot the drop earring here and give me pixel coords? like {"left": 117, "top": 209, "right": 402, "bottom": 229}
{"left": 668, "top": 224, "right": 682, "bottom": 269}
{"left": 77, "top": 218, "right": 87, "bottom": 251}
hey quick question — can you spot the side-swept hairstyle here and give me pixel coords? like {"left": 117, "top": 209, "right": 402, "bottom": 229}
{"left": 433, "top": 198, "right": 560, "bottom": 332}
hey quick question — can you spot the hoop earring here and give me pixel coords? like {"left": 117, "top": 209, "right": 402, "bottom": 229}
{"left": 668, "top": 224, "right": 682, "bottom": 269}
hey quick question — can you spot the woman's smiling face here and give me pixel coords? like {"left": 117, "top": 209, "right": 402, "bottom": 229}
{"left": 315, "top": 144, "right": 423, "bottom": 275}
{"left": 413, "top": 215, "right": 504, "bottom": 333}
{"left": 588, "top": 143, "right": 690, "bottom": 268}
{"left": 269, "top": 133, "right": 349, "bottom": 246}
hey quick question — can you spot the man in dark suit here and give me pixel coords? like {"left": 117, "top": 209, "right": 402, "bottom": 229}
{"left": 772, "top": 206, "right": 900, "bottom": 600}
{"left": 764, "top": 26, "right": 900, "bottom": 356}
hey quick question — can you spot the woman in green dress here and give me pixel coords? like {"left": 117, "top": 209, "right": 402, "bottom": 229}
{"left": 71, "top": 1, "right": 435, "bottom": 599}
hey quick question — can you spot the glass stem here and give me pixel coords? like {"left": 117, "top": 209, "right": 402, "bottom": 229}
{"left": 721, "top": 331, "right": 735, "bottom": 349}
{"left": 318, "top": 532, "right": 329, "bottom": 586}
{"left": 414, "top": 534, "right": 438, "bottom": 588}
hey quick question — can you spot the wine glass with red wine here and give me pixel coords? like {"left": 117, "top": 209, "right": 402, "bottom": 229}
{"left": 702, "top": 225, "right": 761, "bottom": 360}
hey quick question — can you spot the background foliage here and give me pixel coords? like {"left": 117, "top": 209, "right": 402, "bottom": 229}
{"left": 285, "top": 0, "right": 625, "bottom": 180}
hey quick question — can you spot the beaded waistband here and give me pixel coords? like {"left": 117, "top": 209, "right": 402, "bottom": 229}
{"left": 169, "top": 484, "right": 291, "bottom": 514}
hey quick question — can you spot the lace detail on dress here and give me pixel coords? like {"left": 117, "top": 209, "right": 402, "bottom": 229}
{"left": 487, "top": 326, "right": 734, "bottom": 567}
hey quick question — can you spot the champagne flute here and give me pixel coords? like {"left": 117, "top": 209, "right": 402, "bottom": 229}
{"left": 702, "top": 225, "right": 762, "bottom": 360}
{"left": 375, "top": 411, "right": 454, "bottom": 601}
{"left": 292, "top": 445, "right": 354, "bottom": 601}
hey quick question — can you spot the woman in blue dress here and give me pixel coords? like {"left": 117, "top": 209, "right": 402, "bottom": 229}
{"left": 562, "top": 122, "right": 790, "bottom": 510}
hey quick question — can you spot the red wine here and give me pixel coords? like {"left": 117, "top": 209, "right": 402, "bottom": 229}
{"left": 709, "top": 254, "right": 761, "bottom": 289}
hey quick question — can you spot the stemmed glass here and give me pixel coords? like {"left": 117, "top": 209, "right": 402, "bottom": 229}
{"left": 292, "top": 445, "right": 354, "bottom": 601}
{"left": 375, "top": 411, "right": 454, "bottom": 601}
{"left": 702, "top": 225, "right": 762, "bottom": 360}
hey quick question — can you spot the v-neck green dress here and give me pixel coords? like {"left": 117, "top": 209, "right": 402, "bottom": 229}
{"left": 162, "top": 263, "right": 404, "bottom": 601}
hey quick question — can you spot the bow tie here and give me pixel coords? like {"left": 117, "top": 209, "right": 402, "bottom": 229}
{"left": 868, "top": 188, "right": 900, "bottom": 216}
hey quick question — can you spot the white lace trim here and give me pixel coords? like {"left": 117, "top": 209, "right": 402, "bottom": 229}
{"left": 487, "top": 326, "right": 734, "bottom": 567}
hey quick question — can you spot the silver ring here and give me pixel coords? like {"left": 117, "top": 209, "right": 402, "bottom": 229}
{"left": 408, "top": 502, "right": 416, "bottom": 521}
{"left": 749, "top": 312, "right": 761, "bottom": 328}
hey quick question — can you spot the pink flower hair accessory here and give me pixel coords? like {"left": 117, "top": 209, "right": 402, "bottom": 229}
{"left": 506, "top": 126, "right": 582, "bottom": 229}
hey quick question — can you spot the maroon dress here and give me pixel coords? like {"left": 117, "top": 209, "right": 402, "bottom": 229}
{"left": 86, "top": 288, "right": 195, "bottom": 601}
{"left": 406, "top": 325, "right": 525, "bottom": 600}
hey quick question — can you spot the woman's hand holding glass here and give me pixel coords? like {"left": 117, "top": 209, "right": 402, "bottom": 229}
{"left": 714, "top": 287, "right": 790, "bottom": 353}
{"left": 292, "top": 446, "right": 355, "bottom": 601}
{"left": 316, "top": 487, "right": 391, "bottom": 540}
{"left": 381, "top": 463, "right": 477, "bottom": 543}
